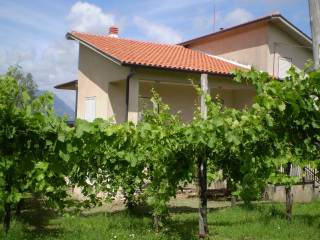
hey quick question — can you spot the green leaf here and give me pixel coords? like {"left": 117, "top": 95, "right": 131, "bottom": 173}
{"left": 278, "top": 103, "right": 286, "bottom": 111}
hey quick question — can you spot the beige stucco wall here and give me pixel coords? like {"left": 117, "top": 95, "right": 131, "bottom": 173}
{"left": 211, "top": 88, "right": 255, "bottom": 110}
{"left": 139, "top": 81, "right": 198, "bottom": 122}
{"left": 267, "top": 23, "right": 312, "bottom": 76}
{"left": 134, "top": 68, "right": 200, "bottom": 122}
{"left": 188, "top": 23, "right": 269, "bottom": 72}
{"left": 187, "top": 22, "right": 312, "bottom": 78}
{"left": 265, "top": 184, "right": 320, "bottom": 203}
{"left": 77, "top": 44, "right": 130, "bottom": 122}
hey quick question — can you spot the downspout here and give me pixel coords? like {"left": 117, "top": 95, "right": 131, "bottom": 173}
{"left": 125, "top": 70, "right": 135, "bottom": 122}
{"left": 272, "top": 42, "right": 277, "bottom": 78}
{"left": 75, "top": 83, "right": 78, "bottom": 121}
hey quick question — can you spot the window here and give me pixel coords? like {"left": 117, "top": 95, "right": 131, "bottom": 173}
{"left": 278, "top": 57, "right": 292, "bottom": 79}
{"left": 84, "top": 97, "right": 96, "bottom": 122}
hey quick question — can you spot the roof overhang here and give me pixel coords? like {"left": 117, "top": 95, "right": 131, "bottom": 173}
{"left": 269, "top": 15, "right": 312, "bottom": 47}
{"left": 66, "top": 32, "right": 123, "bottom": 66}
{"left": 54, "top": 80, "right": 78, "bottom": 90}
{"left": 121, "top": 62, "right": 234, "bottom": 76}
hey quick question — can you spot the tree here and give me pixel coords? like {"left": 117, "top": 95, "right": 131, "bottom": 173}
{"left": 234, "top": 67, "right": 320, "bottom": 220}
{"left": 0, "top": 70, "right": 70, "bottom": 235}
{"left": 66, "top": 92, "right": 194, "bottom": 231}
{"left": 137, "top": 93, "right": 193, "bottom": 231}
{"left": 6, "top": 65, "right": 38, "bottom": 99}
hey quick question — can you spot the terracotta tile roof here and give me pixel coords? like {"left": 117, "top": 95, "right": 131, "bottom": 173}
{"left": 67, "top": 31, "right": 246, "bottom": 75}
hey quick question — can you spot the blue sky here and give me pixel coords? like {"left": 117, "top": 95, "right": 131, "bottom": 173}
{"left": 0, "top": 0, "right": 311, "bottom": 109}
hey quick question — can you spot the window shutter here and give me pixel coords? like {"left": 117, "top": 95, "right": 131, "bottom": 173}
{"left": 84, "top": 97, "right": 96, "bottom": 122}
{"left": 278, "top": 57, "right": 292, "bottom": 79}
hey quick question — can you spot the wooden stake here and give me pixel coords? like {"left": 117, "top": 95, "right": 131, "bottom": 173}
{"left": 309, "top": 0, "right": 320, "bottom": 69}
{"left": 200, "top": 74, "right": 208, "bottom": 119}
{"left": 198, "top": 73, "right": 209, "bottom": 238}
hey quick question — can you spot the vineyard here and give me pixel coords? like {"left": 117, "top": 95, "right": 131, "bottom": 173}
{"left": 0, "top": 66, "right": 320, "bottom": 239}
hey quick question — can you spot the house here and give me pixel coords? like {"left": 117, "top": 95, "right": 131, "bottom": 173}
{"left": 55, "top": 14, "right": 312, "bottom": 123}
{"left": 181, "top": 13, "right": 312, "bottom": 79}
{"left": 55, "top": 13, "right": 319, "bottom": 202}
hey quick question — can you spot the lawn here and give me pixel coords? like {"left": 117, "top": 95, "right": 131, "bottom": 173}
{"left": 2, "top": 199, "right": 320, "bottom": 240}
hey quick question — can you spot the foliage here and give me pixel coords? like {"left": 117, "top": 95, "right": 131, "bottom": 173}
{"left": 186, "top": 84, "right": 277, "bottom": 203}
{"left": 66, "top": 119, "right": 144, "bottom": 207}
{"left": 6, "top": 65, "right": 38, "bottom": 99}
{"left": 188, "top": 67, "right": 320, "bottom": 204}
{"left": 0, "top": 71, "right": 70, "bottom": 233}
{"left": 57, "top": 67, "right": 320, "bottom": 226}
{"left": 136, "top": 93, "right": 193, "bottom": 226}
{"left": 1, "top": 64, "right": 320, "bottom": 234}
{"left": 66, "top": 92, "right": 194, "bottom": 228}
{"left": 234, "top": 67, "right": 320, "bottom": 186}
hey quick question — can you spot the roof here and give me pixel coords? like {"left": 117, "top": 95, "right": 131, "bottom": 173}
{"left": 180, "top": 14, "right": 312, "bottom": 47}
{"left": 54, "top": 80, "right": 78, "bottom": 90}
{"left": 66, "top": 32, "right": 247, "bottom": 75}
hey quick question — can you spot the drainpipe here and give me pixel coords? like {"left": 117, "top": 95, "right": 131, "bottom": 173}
{"left": 125, "top": 70, "right": 135, "bottom": 122}
{"left": 272, "top": 42, "right": 277, "bottom": 78}
{"left": 75, "top": 83, "right": 78, "bottom": 121}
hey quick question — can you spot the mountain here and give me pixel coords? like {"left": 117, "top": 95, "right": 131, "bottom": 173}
{"left": 53, "top": 94, "right": 75, "bottom": 121}
{"left": 36, "top": 90, "right": 75, "bottom": 120}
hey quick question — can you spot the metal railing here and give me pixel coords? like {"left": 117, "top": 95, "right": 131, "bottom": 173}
{"left": 304, "top": 167, "right": 320, "bottom": 185}
{"left": 279, "top": 165, "right": 320, "bottom": 185}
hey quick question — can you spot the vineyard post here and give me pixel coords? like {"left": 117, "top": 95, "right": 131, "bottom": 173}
{"left": 309, "top": 0, "right": 320, "bottom": 69}
{"left": 284, "top": 163, "right": 293, "bottom": 221}
{"left": 198, "top": 73, "right": 209, "bottom": 238}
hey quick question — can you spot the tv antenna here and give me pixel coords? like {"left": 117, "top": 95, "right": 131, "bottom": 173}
{"left": 213, "top": 0, "right": 216, "bottom": 32}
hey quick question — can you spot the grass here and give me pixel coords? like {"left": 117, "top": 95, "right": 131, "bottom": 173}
{"left": 2, "top": 199, "right": 320, "bottom": 240}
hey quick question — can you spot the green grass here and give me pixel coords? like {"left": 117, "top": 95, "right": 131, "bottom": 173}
{"left": 2, "top": 200, "right": 320, "bottom": 240}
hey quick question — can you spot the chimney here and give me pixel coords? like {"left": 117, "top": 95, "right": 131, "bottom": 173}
{"left": 108, "top": 26, "right": 119, "bottom": 38}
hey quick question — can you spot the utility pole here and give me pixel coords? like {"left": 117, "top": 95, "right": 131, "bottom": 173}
{"left": 309, "top": 0, "right": 320, "bottom": 69}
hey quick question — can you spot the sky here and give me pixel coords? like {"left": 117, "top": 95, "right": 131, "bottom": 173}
{"left": 0, "top": 0, "right": 311, "bottom": 110}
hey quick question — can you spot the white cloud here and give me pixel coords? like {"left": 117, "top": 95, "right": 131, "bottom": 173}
{"left": 66, "top": 1, "right": 115, "bottom": 33}
{"left": 30, "top": 41, "right": 78, "bottom": 88}
{"left": 0, "top": 1, "right": 120, "bottom": 111}
{"left": 133, "top": 16, "right": 182, "bottom": 44}
{"left": 0, "top": 1, "right": 184, "bottom": 112}
{"left": 223, "top": 8, "right": 255, "bottom": 27}
{"left": 144, "top": 0, "right": 213, "bottom": 15}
